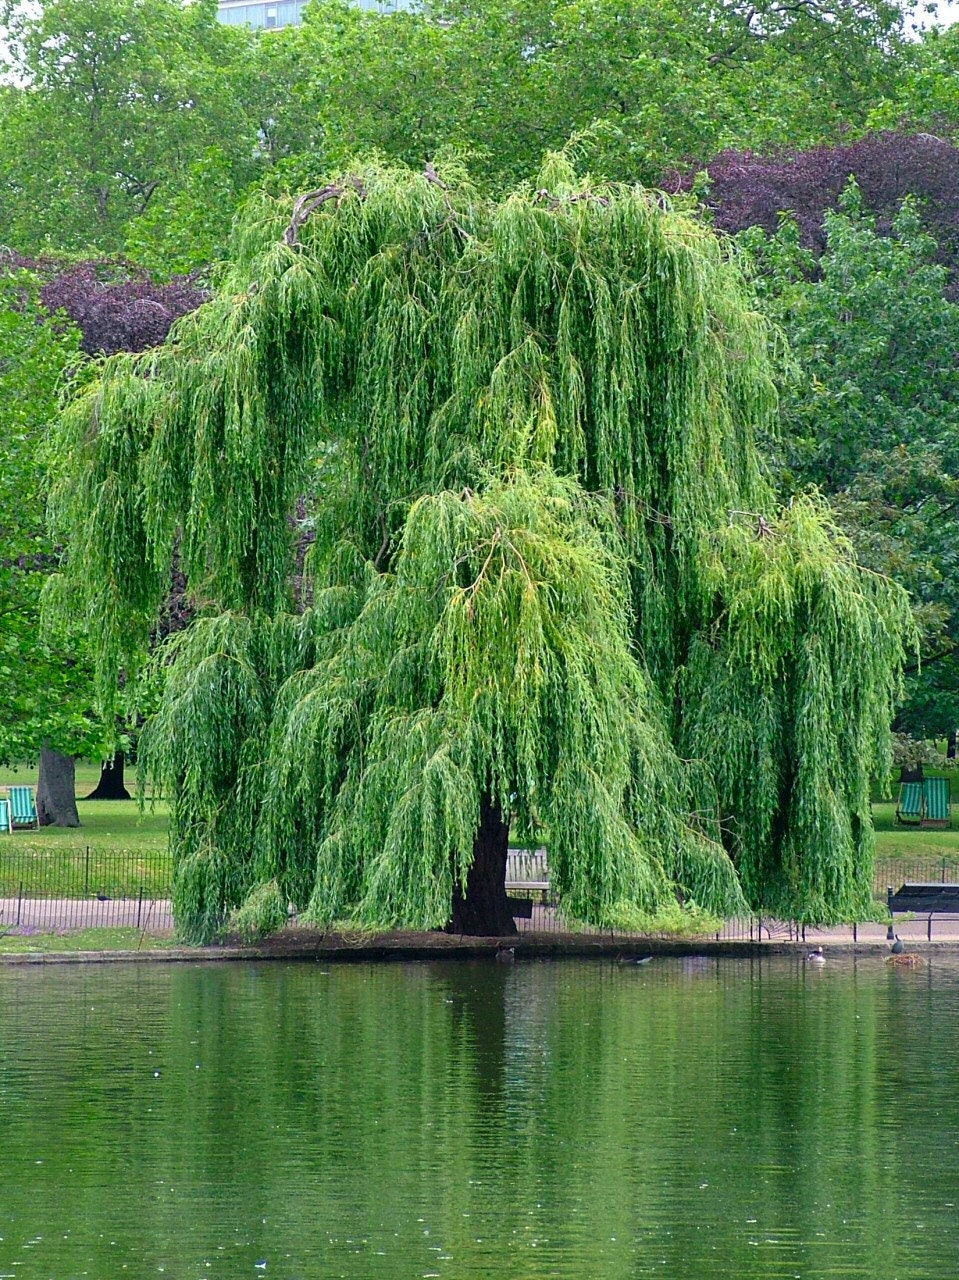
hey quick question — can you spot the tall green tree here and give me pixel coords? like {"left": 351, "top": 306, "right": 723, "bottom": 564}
{"left": 739, "top": 182, "right": 959, "bottom": 740}
{"left": 0, "top": 268, "right": 107, "bottom": 820}
{"left": 50, "top": 162, "right": 912, "bottom": 940}
{"left": 0, "top": 0, "right": 264, "bottom": 264}
{"left": 262, "top": 0, "right": 907, "bottom": 191}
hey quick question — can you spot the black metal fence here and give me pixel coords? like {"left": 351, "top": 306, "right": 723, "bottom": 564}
{"left": 0, "top": 845, "right": 173, "bottom": 933}
{"left": 0, "top": 845, "right": 953, "bottom": 940}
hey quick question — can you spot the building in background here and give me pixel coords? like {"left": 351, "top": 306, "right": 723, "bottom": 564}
{"left": 217, "top": 0, "right": 408, "bottom": 28}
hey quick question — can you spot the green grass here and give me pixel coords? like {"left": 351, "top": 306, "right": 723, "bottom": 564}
{"left": 872, "top": 794, "right": 959, "bottom": 871}
{"left": 0, "top": 796, "right": 171, "bottom": 897}
{"left": 0, "top": 927, "right": 175, "bottom": 954}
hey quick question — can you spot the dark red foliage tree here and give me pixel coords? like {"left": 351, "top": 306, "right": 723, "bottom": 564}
{"left": 4, "top": 254, "right": 207, "bottom": 354}
{"left": 673, "top": 131, "right": 959, "bottom": 284}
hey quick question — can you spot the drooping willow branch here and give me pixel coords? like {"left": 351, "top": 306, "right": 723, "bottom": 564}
{"left": 49, "top": 158, "right": 914, "bottom": 941}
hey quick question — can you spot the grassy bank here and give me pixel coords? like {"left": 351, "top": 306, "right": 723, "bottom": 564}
{"left": 0, "top": 927, "right": 175, "bottom": 955}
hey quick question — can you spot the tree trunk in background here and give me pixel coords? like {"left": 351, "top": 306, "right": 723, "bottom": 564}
{"left": 36, "top": 747, "right": 80, "bottom": 827}
{"left": 448, "top": 794, "right": 517, "bottom": 937}
{"left": 86, "top": 750, "right": 131, "bottom": 800}
{"left": 949, "top": 730, "right": 957, "bottom": 760}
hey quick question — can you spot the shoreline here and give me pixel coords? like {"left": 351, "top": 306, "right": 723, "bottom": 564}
{"left": 1, "top": 926, "right": 958, "bottom": 964}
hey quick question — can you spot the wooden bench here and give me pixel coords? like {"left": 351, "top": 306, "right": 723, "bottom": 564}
{"left": 506, "top": 846, "right": 551, "bottom": 917}
{"left": 887, "top": 882, "right": 959, "bottom": 940}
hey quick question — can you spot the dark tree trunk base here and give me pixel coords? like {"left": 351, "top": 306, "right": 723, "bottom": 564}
{"left": 36, "top": 747, "right": 80, "bottom": 827}
{"left": 448, "top": 794, "right": 518, "bottom": 937}
{"left": 86, "top": 750, "right": 131, "bottom": 800}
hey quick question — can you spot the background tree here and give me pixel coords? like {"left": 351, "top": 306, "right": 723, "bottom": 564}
{"left": 678, "top": 131, "right": 959, "bottom": 290}
{"left": 0, "top": 256, "right": 206, "bottom": 813}
{"left": 0, "top": 0, "right": 265, "bottom": 265}
{"left": 256, "top": 0, "right": 907, "bottom": 193}
{"left": 738, "top": 183, "right": 959, "bottom": 741}
{"left": 49, "top": 162, "right": 911, "bottom": 941}
{"left": 0, "top": 267, "right": 103, "bottom": 823}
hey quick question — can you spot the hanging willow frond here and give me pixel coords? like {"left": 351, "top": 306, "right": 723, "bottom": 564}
{"left": 49, "top": 159, "right": 911, "bottom": 940}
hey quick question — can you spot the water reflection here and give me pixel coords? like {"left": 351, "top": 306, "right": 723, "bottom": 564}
{"left": 1, "top": 955, "right": 958, "bottom": 1277}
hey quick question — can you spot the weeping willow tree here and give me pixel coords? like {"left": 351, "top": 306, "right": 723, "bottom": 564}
{"left": 49, "top": 158, "right": 913, "bottom": 941}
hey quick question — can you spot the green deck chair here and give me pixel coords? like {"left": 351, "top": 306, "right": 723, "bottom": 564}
{"left": 9, "top": 785, "right": 39, "bottom": 830}
{"left": 896, "top": 781, "right": 923, "bottom": 826}
{"left": 0, "top": 797, "right": 10, "bottom": 834}
{"left": 921, "top": 777, "right": 952, "bottom": 829}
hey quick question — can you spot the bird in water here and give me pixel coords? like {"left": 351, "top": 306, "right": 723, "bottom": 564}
{"left": 495, "top": 945, "right": 515, "bottom": 963}
{"left": 617, "top": 954, "right": 653, "bottom": 965}
{"left": 806, "top": 946, "right": 826, "bottom": 965}
{"left": 890, "top": 935, "right": 904, "bottom": 955}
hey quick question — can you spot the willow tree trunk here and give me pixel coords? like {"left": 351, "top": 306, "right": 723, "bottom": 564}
{"left": 448, "top": 794, "right": 517, "bottom": 936}
{"left": 948, "top": 729, "right": 957, "bottom": 760}
{"left": 36, "top": 747, "right": 80, "bottom": 827}
{"left": 86, "top": 750, "right": 132, "bottom": 800}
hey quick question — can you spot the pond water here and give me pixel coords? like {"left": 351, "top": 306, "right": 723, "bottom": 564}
{"left": 1, "top": 955, "right": 958, "bottom": 1279}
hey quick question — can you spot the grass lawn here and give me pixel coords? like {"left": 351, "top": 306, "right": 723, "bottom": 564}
{"left": 2, "top": 760, "right": 958, "bottom": 905}
{"left": 0, "top": 761, "right": 171, "bottom": 897}
{"left": 0, "top": 927, "right": 175, "bottom": 954}
{"left": 872, "top": 782, "right": 959, "bottom": 875}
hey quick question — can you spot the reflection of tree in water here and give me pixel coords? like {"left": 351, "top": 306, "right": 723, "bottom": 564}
{"left": 441, "top": 962, "right": 511, "bottom": 1113}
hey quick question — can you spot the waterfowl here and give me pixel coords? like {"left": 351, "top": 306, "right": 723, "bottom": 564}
{"left": 890, "top": 935, "right": 904, "bottom": 955}
{"left": 495, "top": 945, "right": 515, "bottom": 963}
{"left": 617, "top": 954, "right": 653, "bottom": 965}
{"left": 806, "top": 946, "right": 826, "bottom": 965}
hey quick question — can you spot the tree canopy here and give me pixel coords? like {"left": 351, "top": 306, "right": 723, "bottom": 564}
{"left": 48, "top": 161, "right": 913, "bottom": 941}
{"left": 738, "top": 181, "right": 959, "bottom": 741}
{"left": 0, "top": 268, "right": 102, "bottom": 769}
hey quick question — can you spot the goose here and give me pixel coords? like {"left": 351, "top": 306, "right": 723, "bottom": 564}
{"left": 806, "top": 946, "right": 826, "bottom": 965}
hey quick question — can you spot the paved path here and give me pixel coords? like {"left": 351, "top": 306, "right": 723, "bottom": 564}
{"left": 2, "top": 896, "right": 959, "bottom": 950}
{"left": 0, "top": 897, "right": 173, "bottom": 932}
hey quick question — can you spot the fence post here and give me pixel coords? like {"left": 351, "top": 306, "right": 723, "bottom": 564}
{"left": 84, "top": 846, "right": 90, "bottom": 896}
{"left": 887, "top": 886, "right": 895, "bottom": 941}
{"left": 137, "top": 886, "right": 143, "bottom": 930}
{"left": 16, "top": 881, "right": 22, "bottom": 927}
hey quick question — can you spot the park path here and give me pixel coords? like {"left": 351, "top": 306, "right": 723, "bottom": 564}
{"left": 3, "top": 896, "right": 959, "bottom": 951}
{"left": 0, "top": 897, "right": 173, "bottom": 932}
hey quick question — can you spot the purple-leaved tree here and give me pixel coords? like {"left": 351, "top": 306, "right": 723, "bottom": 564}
{"left": 672, "top": 131, "right": 959, "bottom": 289}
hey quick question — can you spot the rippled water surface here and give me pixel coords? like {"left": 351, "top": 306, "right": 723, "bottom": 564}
{"left": 2, "top": 955, "right": 959, "bottom": 1278}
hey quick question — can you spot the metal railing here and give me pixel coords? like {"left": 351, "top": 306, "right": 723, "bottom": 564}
{"left": 0, "top": 846, "right": 173, "bottom": 933}
{"left": 0, "top": 845, "right": 950, "bottom": 940}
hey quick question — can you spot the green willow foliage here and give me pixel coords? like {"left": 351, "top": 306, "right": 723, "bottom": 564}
{"left": 49, "top": 160, "right": 912, "bottom": 940}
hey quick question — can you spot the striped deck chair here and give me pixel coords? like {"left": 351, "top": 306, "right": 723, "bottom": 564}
{"left": 921, "top": 777, "right": 951, "bottom": 829}
{"left": 896, "top": 781, "right": 923, "bottom": 826}
{"left": 9, "top": 785, "right": 39, "bottom": 830}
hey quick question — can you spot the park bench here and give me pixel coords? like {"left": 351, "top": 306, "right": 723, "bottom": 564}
{"left": 895, "top": 777, "right": 951, "bottom": 829}
{"left": 0, "top": 797, "right": 9, "bottom": 834}
{"left": 506, "top": 846, "right": 551, "bottom": 918}
{"left": 887, "top": 882, "right": 959, "bottom": 940}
